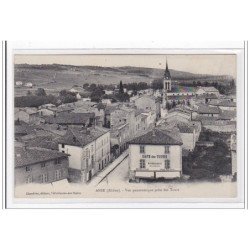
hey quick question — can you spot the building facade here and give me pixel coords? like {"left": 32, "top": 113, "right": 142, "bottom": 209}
{"left": 58, "top": 127, "right": 110, "bottom": 183}
{"left": 128, "top": 129, "right": 182, "bottom": 181}
{"left": 15, "top": 146, "right": 69, "bottom": 186}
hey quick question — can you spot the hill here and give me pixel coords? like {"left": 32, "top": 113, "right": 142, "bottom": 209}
{"left": 14, "top": 64, "right": 234, "bottom": 96}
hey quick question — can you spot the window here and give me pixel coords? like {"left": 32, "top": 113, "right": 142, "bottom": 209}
{"left": 165, "top": 160, "right": 170, "bottom": 169}
{"left": 164, "top": 146, "right": 170, "bottom": 154}
{"left": 55, "top": 170, "right": 61, "bottom": 180}
{"left": 26, "top": 166, "right": 31, "bottom": 172}
{"left": 54, "top": 158, "right": 61, "bottom": 165}
{"left": 91, "top": 155, "right": 94, "bottom": 165}
{"left": 41, "top": 162, "right": 45, "bottom": 168}
{"left": 41, "top": 173, "right": 48, "bottom": 183}
{"left": 26, "top": 176, "right": 32, "bottom": 184}
{"left": 86, "top": 158, "right": 89, "bottom": 168}
{"left": 140, "top": 159, "right": 145, "bottom": 169}
{"left": 62, "top": 143, "right": 65, "bottom": 148}
{"left": 140, "top": 145, "right": 145, "bottom": 154}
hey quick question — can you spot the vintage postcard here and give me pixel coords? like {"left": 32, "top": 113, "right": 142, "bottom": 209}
{"left": 4, "top": 42, "right": 246, "bottom": 208}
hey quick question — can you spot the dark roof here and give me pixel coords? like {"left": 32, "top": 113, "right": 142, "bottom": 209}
{"left": 216, "top": 100, "right": 236, "bottom": 107}
{"left": 220, "top": 110, "right": 236, "bottom": 120}
{"left": 205, "top": 93, "right": 218, "bottom": 99}
{"left": 197, "top": 105, "right": 220, "bottom": 114}
{"left": 177, "top": 123, "right": 194, "bottom": 133}
{"left": 15, "top": 124, "right": 36, "bottom": 135}
{"left": 129, "top": 128, "right": 182, "bottom": 145}
{"left": 15, "top": 147, "right": 69, "bottom": 168}
{"left": 58, "top": 127, "right": 109, "bottom": 147}
{"left": 44, "top": 112, "right": 95, "bottom": 125}
{"left": 25, "top": 136, "right": 60, "bottom": 150}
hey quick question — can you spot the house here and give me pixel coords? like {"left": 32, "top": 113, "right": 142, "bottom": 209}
{"left": 15, "top": 108, "right": 41, "bottom": 124}
{"left": 104, "top": 90, "right": 114, "bottom": 95}
{"left": 82, "top": 97, "right": 91, "bottom": 102}
{"left": 204, "top": 94, "right": 218, "bottom": 104}
{"left": 196, "top": 87, "right": 220, "bottom": 97}
{"left": 58, "top": 127, "right": 111, "bottom": 183}
{"left": 140, "top": 111, "right": 157, "bottom": 131}
{"left": 73, "top": 104, "right": 105, "bottom": 126}
{"left": 222, "top": 95, "right": 236, "bottom": 102}
{"left": 167, "top": 86, "right": 196, "bottom": 100}
{"left": 69, "top": 86, "right": 85, "bottom": 94}
{"left": 158, "top": 121, "right": 197, "bottom": 151}
{"left": 165, "top": 107, "right": 191, "bottom": 123}
{"left": 44, "top": 112, "right": 96, "bottom": 128}
{"left": 15, "top": 81, "right": 23, "bottom": 86}
{"left": 15, "top": 146, "right": 69, "bottom": 186}
{"left": 76, "top": 93, "right": 82, "bottom": 100}
{"left": 39, "top": 105, "right": 74, "bottom": 117}
{"left": 220, "top": 110, "right": 236, "bottom": 121}
{"left": 134, "top": 95, "right": 161, "bottom": 119}
{"left": 196, "top": 105, "right": 220, "bottom": 117}
{"left": 110, "top": 123, "right": 130, "bottom": 156}
{"left": 24, "top": 82, "right": 33, "bottom": 88}
{"left": 128, "top": 128, "right": 183, "bottom": 181}
{"left": 210, "top": 100, "right": 236, "bottom": 111}
{"left": 127, "top": 90, "right": 133, "bottom": 95}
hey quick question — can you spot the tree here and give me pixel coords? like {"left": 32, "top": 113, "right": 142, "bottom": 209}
{"left": 151, "top": 79, "right": 163, "bottom": 90}
{"left": 89, "top": 83, "right": 97, "bottom": 91}
{"left": 119, "top": 80, "right": 124, "bottom": 94}
{"left": 36, "top": 88, "right": 46, "bottom": 96}
{"left": 83, "top": 83, "right": 89, "bottom": 89}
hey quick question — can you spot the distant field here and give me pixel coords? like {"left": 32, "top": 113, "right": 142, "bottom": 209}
{"left": 14, "top": 64, "right": 234, "bottom": 97}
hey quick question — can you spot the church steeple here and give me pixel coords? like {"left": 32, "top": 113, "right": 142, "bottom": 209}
{"left": 164, "top": 58, "right": 171, "bottom": 80}
{"left": 162, "top": 57, "right": 172, "bottom": 110}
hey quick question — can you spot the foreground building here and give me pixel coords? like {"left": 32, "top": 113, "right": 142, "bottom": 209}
{"left": 128, "top": 128, "right": 183, "bottom": 181}
{"left": 58, "top": 127, "right": 110, "bottom": 183}
{"left": 15, "top": 146, "right": 69, "bottom": 186}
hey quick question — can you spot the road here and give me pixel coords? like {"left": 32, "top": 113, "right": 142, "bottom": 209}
{"left": 98, "top": 156, "right": 129, "bottom": 186}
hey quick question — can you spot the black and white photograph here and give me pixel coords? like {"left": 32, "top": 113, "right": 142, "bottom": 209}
{"left": 9, "top": 49, "right": 243, "bottom": 202}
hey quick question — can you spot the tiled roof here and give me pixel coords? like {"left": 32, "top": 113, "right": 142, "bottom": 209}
{"left": 216, "top": 100, "right": 236, "bottom": 107}
{"left": 24, "top": 135, "right": 61, "bottom": 150}
{"left": 159, "top": 120, "right": 194, "bottom": 134}
{"left": 15, "top": 147, "right": 69, "bottom": 168}
{"left": 198, "top": 87, "right": 219, "bottom": 92}
{"left": 197, "top": 105, "right": 220, "bottom": 114}
{"left": 177, "top": 123, "right": 194, "bottom": 133}
{"left": 58, "top": 126, "right": 109, "bottom": 147}
{"left": 129, "top": 128, "right": 182, "bottom": 145}
{"left": 220, "top": 110, "right": 236, "bottom": 120}
{"left": 205, "top": 93, "right": 218, "bottom": 99}
{"left": 44, "top": 112, "right": 95, "bottom": 125}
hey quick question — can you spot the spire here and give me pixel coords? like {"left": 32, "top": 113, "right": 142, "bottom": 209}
{"left": 165, "top": 58, "right": 169, "bottom": 71}
{"left": 164, "top": 57, "right": 171, "bottom": 80}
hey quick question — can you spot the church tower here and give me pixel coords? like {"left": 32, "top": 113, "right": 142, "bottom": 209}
{"left": 162, "top": 58, "right": 172, "bottom": 109}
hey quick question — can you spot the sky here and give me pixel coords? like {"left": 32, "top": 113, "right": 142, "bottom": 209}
{"left": 15, "top": 54, "right": 236, "bottom": 77}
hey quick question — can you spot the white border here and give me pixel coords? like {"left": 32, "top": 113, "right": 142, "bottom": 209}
{"left": 5, "top": 41, "right": 246, "bottom": 209}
